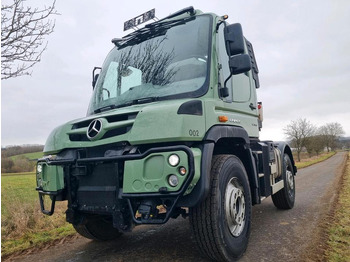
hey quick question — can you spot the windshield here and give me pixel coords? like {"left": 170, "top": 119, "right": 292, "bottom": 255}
{"left": 87, "top": 15, "right": 211, "bottom": 115}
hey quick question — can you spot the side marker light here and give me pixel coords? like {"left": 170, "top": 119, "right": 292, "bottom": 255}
{"left": 218, "top": 116, "right": 228, "bottom": 122}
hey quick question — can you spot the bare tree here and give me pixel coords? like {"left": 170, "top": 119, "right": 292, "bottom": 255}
{"left": 319, "top": 122, "right": 345, "bottom": 152}
{"left": 304, "top": 135, "right": 325, "bottom": 156}
{"left": 284, "top": 118, "right": 315, "bottom": 161}
{"left": 1, "top": 0, "right": 58, "bottom": 79}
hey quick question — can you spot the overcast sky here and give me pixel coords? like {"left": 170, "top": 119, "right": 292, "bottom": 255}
{"left": 1, "top": 0, "right": 350, "bottom": 146}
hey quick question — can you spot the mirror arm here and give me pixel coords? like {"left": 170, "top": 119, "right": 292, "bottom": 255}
{"left": 216, "top": 15, "right": 229, "bottom": 33}
{"left": 220, "top": 73, "right": 232, "bottom": 98}
{"left": 216, "top": 19, "right": 226, "bottom": 33}
{"left": 92, "top": 67, "right": 102, "bottom": 89}
{"left": 217, "top": 20, "right": 229, "bottom": 97}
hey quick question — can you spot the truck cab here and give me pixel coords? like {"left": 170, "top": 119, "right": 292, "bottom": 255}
{"left": 36, "top": 7, "right": 296, "bottom": 261}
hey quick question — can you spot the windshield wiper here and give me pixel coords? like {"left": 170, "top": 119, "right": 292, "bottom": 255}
{"left": 94, "top": 105, "right": 116, "bottom": 113}
{"left": 115, "top": 101, "right": 133, "bottom": 109}
{"left": 95, "top": 97, "right": 159, "bottom": 113}
{"left": 132, "top": 96, "right": 159, "bottom": 105}
{"left": 116, "top": 97, "right": 159, "bottom": 109}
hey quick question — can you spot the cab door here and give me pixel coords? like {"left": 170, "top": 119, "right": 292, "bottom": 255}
{"left": 217, "top": 23, "right": 259, "bottom": 138}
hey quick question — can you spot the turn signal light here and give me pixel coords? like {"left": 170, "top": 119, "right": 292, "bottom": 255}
{"left": 218, "top": 116, "right": 228, "bottom": 122}
{"left": 179, "top": 167, "right": 187, "bottom": 176}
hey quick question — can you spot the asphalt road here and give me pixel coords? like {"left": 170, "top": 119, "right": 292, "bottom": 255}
{"left": 9, "top": 152, "right": 347, "bottom": 262}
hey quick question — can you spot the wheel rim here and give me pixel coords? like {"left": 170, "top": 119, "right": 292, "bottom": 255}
{"left": 286, "top": 170, "right": 294, "bottom": 190}
{"left": 225, "top": 177, "right": 246, "bottom": 237}
{"left": 286, "top": 169, "right": 294, "bottom": 197}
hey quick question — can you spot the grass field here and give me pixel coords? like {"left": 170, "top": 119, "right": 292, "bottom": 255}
{"left": 1, "top": 173, "right": 75, "bottom": 257}
{"left": 325, "top": 152, "right": 350, "bottom": 261}
{"left": 294, "top": 151, "right": 336, "bottom": 169}
{"left": 10, "top": 151, "right": 44, "bottom": 161}
{"left": 1, "top": 174, "right": 38, "bottom": 217}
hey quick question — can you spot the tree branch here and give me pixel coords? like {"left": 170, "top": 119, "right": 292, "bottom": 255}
{"left": 1, "top": 0, "right": 58, "bottom": 79}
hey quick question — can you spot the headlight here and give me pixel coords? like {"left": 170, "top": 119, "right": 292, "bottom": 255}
{"left": 168, "top": 154, "right": 180, "bottom": 167}
{"left": 37, "top": 164, "right": 43, "bottom": 173}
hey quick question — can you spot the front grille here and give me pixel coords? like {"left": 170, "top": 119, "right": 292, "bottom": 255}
{"left": 68, "top": 112, "right": 138, "bottom": 142}
{"left": 69, "top": 134, "right": 89, "bottom": 142}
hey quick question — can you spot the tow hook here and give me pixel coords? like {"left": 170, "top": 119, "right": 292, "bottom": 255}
{"left": 138, "top": 200, "right": 159, "bottom": 220}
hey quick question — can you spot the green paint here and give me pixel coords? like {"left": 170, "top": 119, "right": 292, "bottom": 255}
{"left": 123, "top": 150, "right": 189, "bottom": 193}
{"left": 41, "top": 9, "right": 261, "bottom": 198}
{"left": 37, "top": 163, "right": 64, "bottom": 192}
{"left": 123, "top": 148, "right": 201, "bottom": 194}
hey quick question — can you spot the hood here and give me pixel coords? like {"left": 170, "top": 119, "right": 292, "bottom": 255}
{"left": 44, "top": 99, "right": 205, "bottom": 154}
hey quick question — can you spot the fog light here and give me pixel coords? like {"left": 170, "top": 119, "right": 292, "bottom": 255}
{"left": 168, "top": 174, "right": 179, "bottom": 187}
{"left": 179, "top": 167, "right": 187, "bottom": 176}
{"left": 168, "top": 154, "right": 180, "bottom": 167}
{"left": 37, "top": 164, "right": 42, "bottom": 173}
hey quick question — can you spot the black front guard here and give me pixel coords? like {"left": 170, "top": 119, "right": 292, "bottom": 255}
{"left": 36, "top": 145, "right": 195, "bottom": 224}
{"left": 36, "top": 190, "right": 57, "bottom": 216}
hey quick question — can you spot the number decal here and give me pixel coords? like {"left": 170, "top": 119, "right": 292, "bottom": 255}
{"left": 189, "top": 129, "right": 199, "bottom": 136}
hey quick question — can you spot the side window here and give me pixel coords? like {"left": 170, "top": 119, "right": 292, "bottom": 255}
{"left": 217, "top": 23, "right": 232, "bottom": 102}
{"left": 232, "top": 70, "right": 251, "bottom": 102}
{"left": 217, "top": 24, "right": 251, "bottom": 103}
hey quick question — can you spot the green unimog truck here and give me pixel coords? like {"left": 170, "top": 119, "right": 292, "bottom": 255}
{"left": 36, "top": 7, "right": 297, "bottom": 261}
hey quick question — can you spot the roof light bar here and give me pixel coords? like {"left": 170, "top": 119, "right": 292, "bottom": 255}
{"left": 124, "top": 9, "right": 156, "bottom": 31}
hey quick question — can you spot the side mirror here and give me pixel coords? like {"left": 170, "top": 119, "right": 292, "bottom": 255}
{"left": 229, "top": 54, "right": 251, "bottom": 75}
{"left": 224, "top": 23, "right": 245, "bottom": 56}
{"left": 92, "top": 67, "right": 102, "bottom": 89}
{"left": 220, "top": 23, "right": 251, "bottom": 98}
{"left": 221, "top": 54, "right": 251, "bottom": 97}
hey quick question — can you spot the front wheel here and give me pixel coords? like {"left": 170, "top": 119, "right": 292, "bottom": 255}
{"left": 74, "top": 215, "right": 122, "bottom": 241}
{"left": 190, "top": 155, "right": 252, "bottom": 261}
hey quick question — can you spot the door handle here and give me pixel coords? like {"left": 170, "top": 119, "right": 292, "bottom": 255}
{"left": 249, "top": 103, "right": 256, "bottom": 110}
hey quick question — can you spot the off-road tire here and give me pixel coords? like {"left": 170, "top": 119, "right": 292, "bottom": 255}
{"left": 74, "top": 215, "right": 122, "bottom": 241}
{"left": 272, "top": 153, "right": 295, "bottom": 209}
{"left": 189, "top": 155, "right": 252, "bottom": 261}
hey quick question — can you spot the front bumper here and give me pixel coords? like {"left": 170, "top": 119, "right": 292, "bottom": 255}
{"left": 36, "top": 145, "right": 200, "bottom": 224}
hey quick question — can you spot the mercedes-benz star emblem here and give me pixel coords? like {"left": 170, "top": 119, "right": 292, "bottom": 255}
{"left": 87, "top": 119, "right": 103, "bottom": 140}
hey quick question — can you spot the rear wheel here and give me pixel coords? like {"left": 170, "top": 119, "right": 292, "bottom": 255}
{"left": 74, "top": 215, "right": 122, "bottom": 241}
{"left": 272, "top": 153, "right": 295, "bottom": 209}
{"left": 190, "top": 155, "right": 252, "bottom": 261}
